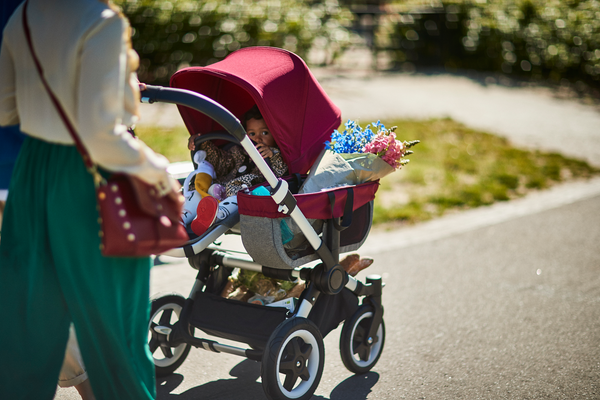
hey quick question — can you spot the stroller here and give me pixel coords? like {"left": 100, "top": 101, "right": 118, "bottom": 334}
{"left": 143, "top": 47, "right": 385, "bottom": 400}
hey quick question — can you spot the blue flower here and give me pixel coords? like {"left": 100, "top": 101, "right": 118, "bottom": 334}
{"left": 326, "top": 120, "right": 390, "bottom": 154}
{"left": 372, "top": 120, "right": 385, "bottom": 132}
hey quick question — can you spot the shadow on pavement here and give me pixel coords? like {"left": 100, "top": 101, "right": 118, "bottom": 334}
{"left": 156, "top": 359, "right": 379, "bottom": 400}
{"left": 156, "top": 359, "right": 265, "bottom": 400}
{"left": 329, "top": 372, "right": 379, "bottom": 400}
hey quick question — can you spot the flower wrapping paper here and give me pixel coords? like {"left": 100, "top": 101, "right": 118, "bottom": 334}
{"left": 299, "top": 150, "right": 394, "bottom": 194}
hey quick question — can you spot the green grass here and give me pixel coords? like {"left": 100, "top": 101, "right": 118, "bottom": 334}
{"left": 373, "top": 118, "right": 600, "bottom": 228}
{"left": 136, "top": 118, "right": 600, "bottom": 228}
{"left": 135, "top": 124, "right": 191, "bottom": 163}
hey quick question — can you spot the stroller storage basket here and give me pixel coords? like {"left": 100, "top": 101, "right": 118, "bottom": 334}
{"left": 238, "top": 180, "right": 379, "bottom": 269}
{"left": 190, "top": 292, "right": 289, "bottom": 348}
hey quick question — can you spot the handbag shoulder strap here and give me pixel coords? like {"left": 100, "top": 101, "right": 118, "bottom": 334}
{"left": 21, "top": 0, "right": 94, "bottom": 170}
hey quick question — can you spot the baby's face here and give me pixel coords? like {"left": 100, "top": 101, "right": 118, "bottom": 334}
{"left": 246, "top": 118, "right": 275, "bottom": 147}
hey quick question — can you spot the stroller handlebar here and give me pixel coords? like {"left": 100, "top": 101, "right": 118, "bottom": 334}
{"left": 142, "top": 85, "right": 335, "bottom": 274}
{"left": 140, "top": 85, "right": 247, "bottom": 142}
{"left": 140, "top": 84, "right": 282, "bottom": 190}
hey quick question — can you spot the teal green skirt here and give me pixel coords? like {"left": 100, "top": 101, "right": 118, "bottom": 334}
{"left": 0, "top": 137, "right": 156, "bottom": 399}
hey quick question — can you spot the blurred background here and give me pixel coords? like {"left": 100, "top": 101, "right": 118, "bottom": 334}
{"left": 116, "top": 0, "right": 600, "bottom": 100}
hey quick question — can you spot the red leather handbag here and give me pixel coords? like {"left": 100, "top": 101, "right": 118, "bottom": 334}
{"left": 23, "top": 1, "right": 188, "bottom": 256}
{"left": 95, "top": 174, "right": 188, "bottom": 256}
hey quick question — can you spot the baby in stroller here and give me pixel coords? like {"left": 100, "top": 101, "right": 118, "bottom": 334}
{"left": 181, "top": 105, "right": 288, "bottom": 235}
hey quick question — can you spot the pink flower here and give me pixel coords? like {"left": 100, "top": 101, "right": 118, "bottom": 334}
{"left": 364, "top": 133, "right": 388, "bottom": 154}
{"left": 361, "top": 126, "right": 412, "bottom": 170}
{"left": 382, "top": 138, "right": 405, "bottom": 169}
{"left": 365, "top": 135, "right": 388, "bottom": 154}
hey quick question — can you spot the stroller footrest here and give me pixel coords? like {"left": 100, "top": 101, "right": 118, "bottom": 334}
{"left": 190, "top": 292, "right": 288, "bottom": 348}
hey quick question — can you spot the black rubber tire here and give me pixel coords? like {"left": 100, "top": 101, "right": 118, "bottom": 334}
{"left": 261, "top": 318, "right": 325, "bottom": 400}
{"left": 339, "top": 305, "right": 386, "bottom": 374}
{"left": 148, "top": 294, "right": 192, "bottom": 377}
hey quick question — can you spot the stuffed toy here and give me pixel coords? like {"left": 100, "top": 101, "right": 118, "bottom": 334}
{"left": 181, "top": 151, "right": 226, "bottom": 235}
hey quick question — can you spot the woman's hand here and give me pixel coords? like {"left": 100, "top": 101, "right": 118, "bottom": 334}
{"left": 255, "top": 143, "right": 273, "bottom": 158}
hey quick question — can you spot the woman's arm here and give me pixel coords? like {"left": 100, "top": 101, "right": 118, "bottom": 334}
{"left": 0, "top": 36, "right": 18, "bottom": 127}
{"left": 76, "top": 11, "right": 173, "bottom": 192}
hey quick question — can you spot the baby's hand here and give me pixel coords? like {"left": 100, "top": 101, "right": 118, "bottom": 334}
{"left": 188, "top": 134, "right": 200, "bottom": 151}
{"left": 255, "top": 143, "right": 273, "bottom": 158}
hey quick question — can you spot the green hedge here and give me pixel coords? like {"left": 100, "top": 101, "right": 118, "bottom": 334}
{"left": 116, "top": 0, "right": 600, "bottom": 93}
{"left": 115, "top": 0, "right": 354, "bottom": 84}
{"left": 376, "top": 0, "right": 600, "bottom": 94}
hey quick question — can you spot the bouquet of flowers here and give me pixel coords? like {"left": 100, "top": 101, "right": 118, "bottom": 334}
{"left": 300, "top": 120, "right": 419, "bottom": 193}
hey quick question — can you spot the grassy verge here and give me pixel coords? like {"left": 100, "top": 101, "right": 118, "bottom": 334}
{"left": 135, "top": 124, "right": 191, "bottom": 163}
{"left": 135, "top": 118, "right": 600, "bottom": 227}
{"left": 374, "top": 118, "right": 600, "bottom": 228}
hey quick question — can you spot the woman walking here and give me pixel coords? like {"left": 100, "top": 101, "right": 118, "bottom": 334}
{"left": 0, "top": 0, "right": 178, "bottom": 398}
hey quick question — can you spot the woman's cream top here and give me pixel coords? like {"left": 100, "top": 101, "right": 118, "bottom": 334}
{"left": 0, "top": 0, "right": 171, "bottom": 189}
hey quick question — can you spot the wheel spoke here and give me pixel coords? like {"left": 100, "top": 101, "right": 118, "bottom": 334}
{"left": 148, "top": 337, "right": 160, "bottom": 354}
{"left": 281, "top": 346, "right": 300, "bottom": 391}
{"left": 279, "top": 337, "right": 314, "bottom": 391}
{"left": 290, "top": 336, "right": 302, "bottom": 356}
{"left": 300, "top": 341, "right": 312, "bottom": 359}
{"left": 280, "top": 359, "right": 297, "bottom": 373}
{"left": 353, "top": 324, "right": 365, "bottom": 343}
{"left": 158, "top": 308, "right": 173, "bottom": 326}
{"left": 356, "top": 342, "right": 371, "bottom": 361}
{"left": 298, "top": 365, "right": 310, "bottom": 382}
{"left": 352, "top": 322, "right": 375, "bottom": 361}
{"left": 353, "top": 326, "right": 372, "bottom": 361}
{"left": 160, "top": 344, "right": 174, "bottom": 358}
{"left": 283, "top": 371, "right": 298, "bottom": 391}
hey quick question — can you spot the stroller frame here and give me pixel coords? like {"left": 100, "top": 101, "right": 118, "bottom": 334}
{"left": 143, "top": 84, "right": 385, "bottom": 400}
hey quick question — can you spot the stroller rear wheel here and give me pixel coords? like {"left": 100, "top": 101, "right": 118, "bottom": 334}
{"left": 339, "top": 304, "right": 386, "bottom": 374}
{"left": 148, "top": 294, "right": 192, "bottom": 377}
{"left": 261, "top": 317, "right": 324, "bottom": 400}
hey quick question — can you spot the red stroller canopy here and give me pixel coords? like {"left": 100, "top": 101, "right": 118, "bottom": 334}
{"left": 170, "top": 47, "right": 341, "bottom": 175}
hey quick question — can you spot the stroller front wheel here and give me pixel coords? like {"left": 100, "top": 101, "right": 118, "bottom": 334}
{"left": 261, "top": 317, "right": 325, "bottom": 400}
{"left": 339, "top": 304, "right": 386, "bottom": 374}
{"left": 148, "top": 294, "right": 192, "bottom": 377}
